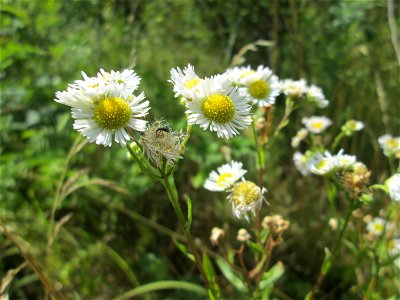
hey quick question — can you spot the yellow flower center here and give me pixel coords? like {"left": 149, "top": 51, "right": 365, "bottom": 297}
{"left": 317, "top": 159, "right": 327, "bottom": 169}
{"left": 201, "top": 94, "right": 235, "bottom": 123}
{"left": 248, "top": 80, "right": 269, "bottom": 99}
{"left": 311, "top": 122, "right": 324, "bottom": 130}
{"left": 373, "top": 223, "right": 384, "bottom": 233}
{"left": 231, "top": 181, "right": 260, "bottom": 206}
{"left": 387, "top": 139, "right": 399, "bottom": 149}
{"left": 216, "top": 173, "right": 233, "bottom": 187}
{"left": 93, "top": 97, "right": 132, "bottom": 130}
{"left": 184, "top": 78, "right": 200, "bottom": 89}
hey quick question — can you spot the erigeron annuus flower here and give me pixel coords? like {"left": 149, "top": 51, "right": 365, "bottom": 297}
{"left": 366, "top": 217, "right": 393, "bottom": 237}
{"left": 204, "top": 160, "right": 247, "bottom": 192}
{"left": 378, "top": 134, "right": 400, "bottom": 158}
{"left": 302, "top": 116, "right": 332, "bottom": 134}
{"left": 342, "top": 120, "right": 364, "bottom": 135}
{"left": 169, "top": 64, "right": 202, "bottom": 99}
{"left": 388, "top": 238, "right": 400, "bottom": 257}
{"left": 228, "top": 65, "right": 280, "bottom": 107}
{"left": 387, "top": 174, "right": 400, "bottom": 202}
{"left": 291, "top": 128, "right": 308, "bottom": 148}
{"left": 333, "top": 149, "right": 357, "bottom": 169}
{"left": 310, "top": 151, "right": 336, "bottom": 175}
{"left": 75, "top": 69, "right": 141, "bottom": 94}
{"left": 55, "top": 70, "right": 150, "bottom": 147}
{"left": 228, "top": 180, "right": 266, "bottom": 221}
{"left": 186, "top": 75, "right": 252, "bottom": 139}
{"left": 236, "top": 228, "right": 251, "bottom": 242}
{"left": 280, "top": 79, "right": 308, "bottom": 99}
{"left": 262, "top": 215, "right": 290, "bottom": 234}
{"left": 139, "top": 119, "right": 185, "bottom": 169}
{"left": 293, "top": 151, "right": 319, "bottom": 176}
{"left": 306, "top": 85, "right": 329, "bottom": 108}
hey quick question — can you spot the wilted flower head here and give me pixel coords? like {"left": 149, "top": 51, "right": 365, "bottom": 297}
{"left": 342, "top": 120, "right": 364, "bottom": 136}
{"left": 341, "top": 162, "right": 371, "bottom": 196}
{"left": 210, "top": 227, "right": 225, "bottom": 246}
{"left": 55, "top": 69, "right": 150, "bottom": 147}
{"left": 185, "top": 74, "right": 253, "bottom": 139}
{"left": 228, "top": 65, "right": 280, "bottom": 107}
{"left": 204, "top": 161, "right": 247, "bottom": 192}
{"left": 236, "top": 228, "right": 251, "bottom": 242}
{"left": 262, "top": 215, "right": 290, "bottom": 234}
{"left": 169, "top": 64, "right": 202, "bottom": 99}
{"left": 302, "top": 116, "right": 332, "bottom": 134}
{"left": 306, "top": 84, "right": 329, "bottom": 108}
{"left": 228, "top": 181, "right": 267, "bottom": 221}
{"left": 378, "top": 134, "right": 400, "bottom": 158}
{"left": 291, "top": 128, "right": 308, "bottom": 148}
{"left": 386, "top": 174, "right": 400, "bottom": 202}
{"left": 140, "top": 119, "right": 185, "bottom": 169}
{"left": 280, "top": 79, "right": 308, "bottom": 99}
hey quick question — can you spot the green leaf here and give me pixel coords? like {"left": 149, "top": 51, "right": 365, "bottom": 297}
{"left": 321, "top": 248, "right": 332, "bottom": 275}
{"left": 247, "top": 241, "right": 265, "bottom": 255}
{"left": 258, "top": 261, "right": 285, "bottom": 290}
{"left": 215, "top": 257, "right": 246, "bottom": 292}
{"left": 183, "top": 194, "right": 192, "bottom": 231}
{"left": 173, "top": 240, "right": 194, "bottom": 262}
{"left": 370, "top": 184, "right": 388, "bottom": 193}
{"left": 202, "top": 252, "right": 220, "bottom": 300}
{"left": 113, "top": 280, "right": 207, "bottom": 300}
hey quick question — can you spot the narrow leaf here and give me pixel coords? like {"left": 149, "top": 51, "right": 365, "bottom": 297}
{"left": 215, "top": 257, "right": 246, "bottom": 292}
{"left": 183, "top": 194, "right": 192, "bottom": 231}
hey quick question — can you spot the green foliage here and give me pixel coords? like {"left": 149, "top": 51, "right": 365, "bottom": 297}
{"left": 1, "top": 0, "right": 398, "bottom": 299}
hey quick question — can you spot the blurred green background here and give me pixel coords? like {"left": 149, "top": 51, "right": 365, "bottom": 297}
{"left": 1, "top": 0, "right": 399, "bottom": 299}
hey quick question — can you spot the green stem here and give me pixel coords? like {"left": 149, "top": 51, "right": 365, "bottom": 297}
{"left": 126, "top": 143, "right": 161, "bottom": 180}
{"left": 306, "top": 197, "right": 355, "bottom": 300}
{"left": 331, "top": 131, "right": 345, "bottom": 152}
{"left": 160, "top": 176, "right": 209, "bottom": 288}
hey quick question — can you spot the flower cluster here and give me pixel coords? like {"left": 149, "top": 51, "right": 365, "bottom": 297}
{"left": 262, "top": 215, "right": 290, "bottom": 235}
{"left": 280, "top": 79, "right": 329, "bottom": 108}
{"left": 55, "top": 69, "right": 150, "bottom": 147}
{"left": 293, "top": 149, "right": 358, "bottom": 176}
{"left": 204, "top": 161, "right": 266, "bottom": 221}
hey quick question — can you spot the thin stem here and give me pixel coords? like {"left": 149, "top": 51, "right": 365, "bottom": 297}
{"left": 160, "top": 176, "right": 209, "bottom": 288}
{"left": 126, "top": 143, "right": 161, "bottom": 180}
{"left": 306, "top": 197, "right": 355, "bottom": 299}
{"left": 330, "top": 131, "right": 345, "bottom": 152}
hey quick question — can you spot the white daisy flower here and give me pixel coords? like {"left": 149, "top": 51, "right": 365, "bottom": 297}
{"left": 204, "top": 160, "right": 247, "bottom": 192}
{"left": 293, "top": 151, "right": 319, "bottom": 176}
{"left": 388, "top": 238, "right": 400, "bottom": 257}
{"left": 333, "top": 149, "right": 357, "bottom": 169}
{"left": 140, "top": 120, "right": 185, "bottom": 169}
{"left": 310, "top": 151, "right": 337, "bottom": 175}
{"left": 232, "top": 65, "right": 280, "bottom": 107}
{"left": 366, "top": 217, "right": 391, "bottom": 237}
{"left": 226, "top": 65, "right": 255, "bottom": 84}
{"left": 75, "top": 69, "right": 141, "bottom": 94}
{"left": 302, "top": 116, "right": 332, "bottom": 134}
{"left": 291, "top": 128, "right": 308, "bottom": 148}
{"left": 228, "top": 180, "right": 267, "bottom": 222}
{"left": 186, "top": 75, "right": 252, "bottom": 139}
{"left": 306, "top": 84, "right": 329, "bottom": 108}
{"left": 55, "top": 70, "right": 150, "bottom": 147}
{"left": 378, "top": 134, "right": 400, "bottom": 158}
{"left": 280, "top": 79, "right": 308, "bottom": 99}
{"left": 169, "top": 64, "right": 201, "bottom": 99}
{"left": 387, "top": 174, "right": 400, "bottom": 202}
{"left": 236, "top": 228, "right": 251, "bottom": 242}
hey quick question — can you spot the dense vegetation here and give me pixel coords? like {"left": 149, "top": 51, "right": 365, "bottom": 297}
{"left": 1, "top": 0, "right": 399, "bottom": 299}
